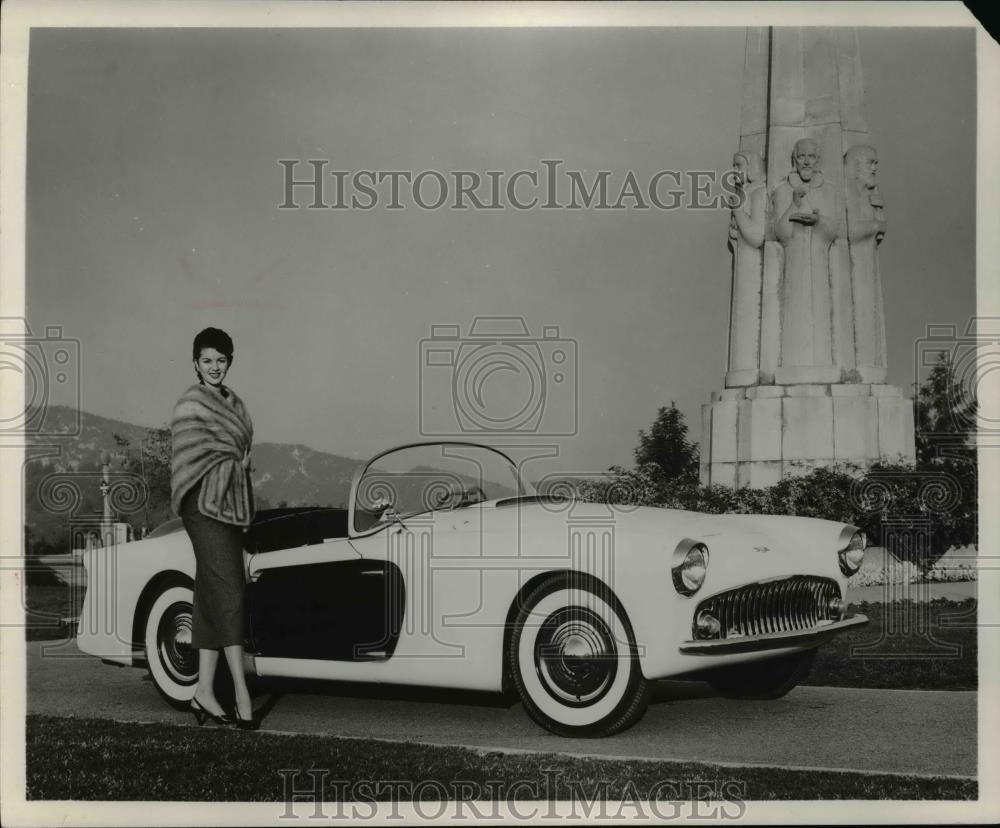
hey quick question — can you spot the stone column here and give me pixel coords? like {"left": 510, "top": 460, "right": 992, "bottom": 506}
{"left": 99, "top": 450, "right": 112, "bottom": 546}
{"left": 701, "top": 27, "right": 915, "bottom": 488}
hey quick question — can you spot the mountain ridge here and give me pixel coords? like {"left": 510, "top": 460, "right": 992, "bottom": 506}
{"left": 23, "top": 405, "right": 364, "bottom": 548}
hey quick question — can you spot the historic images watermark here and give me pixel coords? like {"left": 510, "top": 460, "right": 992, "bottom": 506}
{"left": 2, "top": 316, "right": 89, "bottom": 643}
{"left": 277, "top": 159, "right": 742, "bottom": 211}
{"left": 914, "top": 317, "right": 998, "bottom": 447}
{"left": 847, "top": 470, "right": 971, "bottom": 658}
{"left": 0, "top": 317, "right": 81, "bottom": 440}
{"left": 349, "top": 446, "right": 650, "bottom": 658}
{"left": 277, "top": 769, "right": 748, "bottom": 820}
{"left": 15, "top": 466, "right": 150, "bottom": 652}
{"left": 837, "top": 318, "right": 987, "bottom": 656}
{"left": 419, "top": 317, "right": 578, "bottom": 438}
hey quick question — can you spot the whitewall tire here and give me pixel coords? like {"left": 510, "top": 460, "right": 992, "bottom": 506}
{"left": 143, "top": 584, "right": 199, "bottom": 706}
{"left": 508, "top": 575, "right": 651, "bottom": 737}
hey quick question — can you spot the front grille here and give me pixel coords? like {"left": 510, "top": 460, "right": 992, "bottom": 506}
{"left": 694, "top": 576, "right": 840, "bottom": 639}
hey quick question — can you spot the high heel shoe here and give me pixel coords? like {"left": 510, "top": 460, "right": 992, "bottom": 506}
{"left": 190, "top": 697, "right": 233, "bottom": 727}
{"left": 233, "top": 710, "right": 260, "bottom": 731}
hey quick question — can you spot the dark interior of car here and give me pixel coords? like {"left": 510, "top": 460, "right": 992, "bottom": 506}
{"left": 148, "top": 505, "right": 359, "bottom": 553}
{"left": 245, "top": 507, "right": 350, "bottom": 553}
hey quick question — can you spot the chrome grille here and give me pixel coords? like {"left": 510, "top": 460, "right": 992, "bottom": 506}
{"left": 694, "top": 576, "right": 840, "bottom": 639}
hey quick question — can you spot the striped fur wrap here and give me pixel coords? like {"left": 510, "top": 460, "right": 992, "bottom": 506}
{"left": 170, "top": 383, "right": 256, "bottom": 526}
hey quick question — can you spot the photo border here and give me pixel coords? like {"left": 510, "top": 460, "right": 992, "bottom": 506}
{"left": 2, "top": 1, "right": 997, "bottom": 825}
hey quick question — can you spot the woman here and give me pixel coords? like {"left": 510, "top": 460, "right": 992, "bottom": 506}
{"left": 170, "top": 327, "right": 258, "bottom": 729}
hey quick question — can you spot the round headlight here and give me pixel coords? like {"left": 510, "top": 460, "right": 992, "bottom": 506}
{"left": 838, "top": 529, "right": 867, "bottom": 575}
{"left": 671, "top": 540, "right": 709, "bottom": 596}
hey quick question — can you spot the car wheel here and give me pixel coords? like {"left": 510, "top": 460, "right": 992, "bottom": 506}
{"left": 707, "top": 648, "right": 817, "bottom": 700}
{"left": 143, "top": 584, "right": 199, "bottom": 707}
{"left": 508, "top": 575, "right": 651, "bottom": 738}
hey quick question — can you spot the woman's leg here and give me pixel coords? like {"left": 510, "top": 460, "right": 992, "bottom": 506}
{"left": 194, "top": 648, "right": 227, "bottom": 716}
{"left": 223, "top": 644, "right": 253, "bottom": 720}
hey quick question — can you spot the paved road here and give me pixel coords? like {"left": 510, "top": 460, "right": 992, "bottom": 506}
{"left": 26, "top": 639, "right": 976, "bottom": 778}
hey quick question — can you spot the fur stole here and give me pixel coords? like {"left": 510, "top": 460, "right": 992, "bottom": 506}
{"left": 170, "top": 383, "right": 255, "bottom": 526}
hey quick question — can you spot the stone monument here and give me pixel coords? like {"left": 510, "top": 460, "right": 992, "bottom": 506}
{"left": 701, "top": 27, "right": 915, "bottom": 488}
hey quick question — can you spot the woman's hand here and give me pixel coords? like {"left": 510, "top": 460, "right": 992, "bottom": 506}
{"left": 241, "top": 448, "right": 252, "bottom": 470}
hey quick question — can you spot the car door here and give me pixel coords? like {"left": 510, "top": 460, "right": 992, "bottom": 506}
{"left": 244, "top": 511, "right": 404, "bottom": 661}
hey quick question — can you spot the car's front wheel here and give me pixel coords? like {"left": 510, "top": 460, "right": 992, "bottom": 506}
{"left": 143, "top": 584, "right": 199, "bottom": 706}
{"left": 706, "top": 648, "right": 817, "bottom": 700}
{"left": 508, "top": 575, "right": 651, "bottom": 738}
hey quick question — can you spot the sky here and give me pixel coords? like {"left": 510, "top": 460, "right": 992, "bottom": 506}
{"left": 24, "top": 25, "right": 976, "bottom": 474}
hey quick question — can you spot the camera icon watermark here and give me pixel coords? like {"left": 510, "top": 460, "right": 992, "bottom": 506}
{"left": 0, "top": 317, "right": 81, "bottom": 438}
{"left": 419, "top": 317, "right": 578, "bottom": 437}
{"left": 914, "top": 317, "right": 1000, "bottom": 445}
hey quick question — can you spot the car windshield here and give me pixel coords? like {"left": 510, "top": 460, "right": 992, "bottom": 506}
{"left": 352, "top": 443, "right": 528, "bottom": 533}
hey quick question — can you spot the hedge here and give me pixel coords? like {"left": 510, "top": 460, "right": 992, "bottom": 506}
{"left": 569, "top": 458, "right": 977, "bottom": 570}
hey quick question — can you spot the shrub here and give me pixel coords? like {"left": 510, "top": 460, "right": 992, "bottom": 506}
{"left": 571, "top": 459, "right": 976, "bottom": 570}
{"left": 596, "top": 356, "right": 979, "bottom": 568}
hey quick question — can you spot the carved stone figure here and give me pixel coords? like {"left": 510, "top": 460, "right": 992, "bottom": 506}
{"left": 770, "top": 139, "right": 840, "bottom": 375}
{"left": 725, "top": 151, "right": 766, "bottom": 385}
{"left": 844, "top": 144, "right": 888, "bottom": 382}
{"left": 701, "top": 28, "right": 915, "bottom": 489}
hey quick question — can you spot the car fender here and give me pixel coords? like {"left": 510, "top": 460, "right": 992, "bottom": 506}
{"left": 77, "top": 532, "right": 197, "bottom": 664}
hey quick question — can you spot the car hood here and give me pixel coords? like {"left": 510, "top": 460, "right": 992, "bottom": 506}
{"left": 479, "top": 498, "right": 852, "bottom": 583}
{"left": 495, "top": 497, "right": 847, "bottom": 538}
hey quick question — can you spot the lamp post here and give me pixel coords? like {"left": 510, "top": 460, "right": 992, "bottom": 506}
{"left": 99, "top": 450, "right": 112, "bottom": 547}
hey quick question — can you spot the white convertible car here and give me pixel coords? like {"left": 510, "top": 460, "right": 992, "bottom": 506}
{"left": 77, "top": 441, "right": 868, "bottom": 737}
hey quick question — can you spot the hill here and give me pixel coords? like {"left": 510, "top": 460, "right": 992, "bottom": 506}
{"left": 22, "top": 406, "right": 362, "bottom": 550}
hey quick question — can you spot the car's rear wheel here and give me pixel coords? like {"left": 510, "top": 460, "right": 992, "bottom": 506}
{"left": 507, "top": 575, "right": 651, "bottom": 737}
{"left": 144, "top": 584, "right": 199, "bottom": 706}
{"left": 706, "top": 648, "right": 817, "bottom": 700}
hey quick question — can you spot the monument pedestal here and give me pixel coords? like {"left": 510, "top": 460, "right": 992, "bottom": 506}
{"left": 699, "top": 383, "right": 915, "bottom": 488}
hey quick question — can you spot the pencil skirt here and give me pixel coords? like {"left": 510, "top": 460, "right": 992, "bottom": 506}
{"left": 179, "top": 479, "right": 247, "bottom": 649}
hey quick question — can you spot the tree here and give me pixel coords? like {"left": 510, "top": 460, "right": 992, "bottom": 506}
{"left": 634, "top": 402, "right": 699, "bottom": 483}
{"left": 113, "top": 426, "right": 174, "bottom": 532}
{"left": 138, "top": 427, "right": 173, "bottom": 518}
{"left": 907, "top": 353, "right": 978, "bottom": 563}
{"left": 914, "top": 352, "right": 977, "bottom": 467}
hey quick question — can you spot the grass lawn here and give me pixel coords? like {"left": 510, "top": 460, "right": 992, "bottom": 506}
{"left": 25, "top": 715, "right": 976, "bottom": 802}
{"left": 806, "top": 600, "right": 977, "bottom": 690}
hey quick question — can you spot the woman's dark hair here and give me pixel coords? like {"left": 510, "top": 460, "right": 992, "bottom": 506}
{"left": 192, "top": 327, "right": 234, "bottom": 387}
{"left": 192, "top": 327, "right": 234, "bottom": 362}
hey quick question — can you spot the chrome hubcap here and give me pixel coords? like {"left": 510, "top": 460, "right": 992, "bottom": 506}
{"left": 562, "top": 634, "right": 591, "bottom": 659}
{"left": 535, "top": 607, "right": 617, "bottom": 707}
{"left": 157, "top": 601, "right": 197, "bottom": 684}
